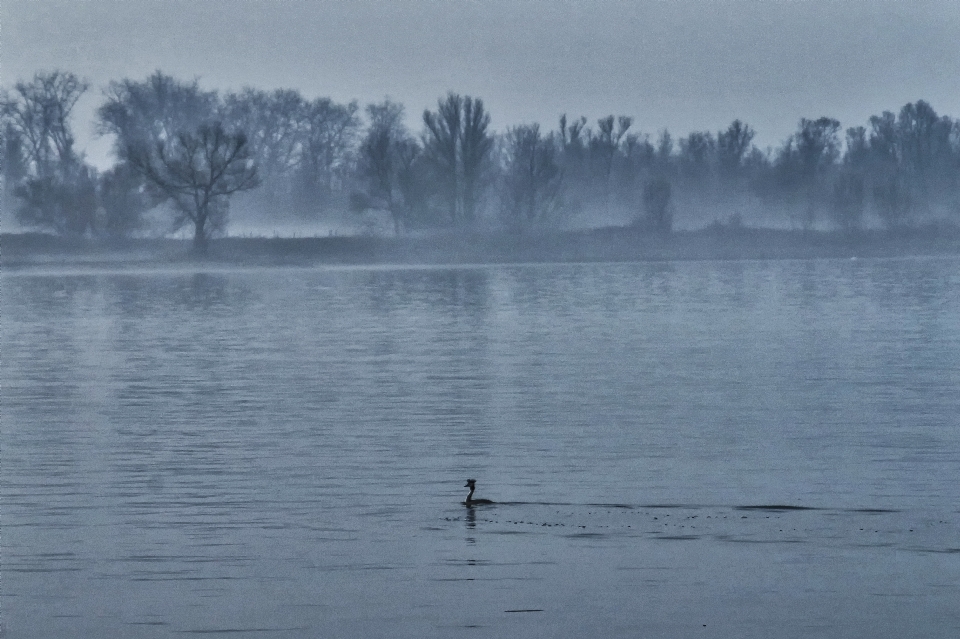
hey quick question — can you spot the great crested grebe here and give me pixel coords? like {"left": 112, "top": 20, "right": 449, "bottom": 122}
{"left": 463, "top": 479, "right": 494, "bottom": 505}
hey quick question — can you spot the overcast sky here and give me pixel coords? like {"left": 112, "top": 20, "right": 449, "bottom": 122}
{"left": 4, "top": 0, "right": 959, "bottom": 169}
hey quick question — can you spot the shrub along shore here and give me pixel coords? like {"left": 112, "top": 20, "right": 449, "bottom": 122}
{"left": 4, "top": 225, "right": 960, "bottom": 270}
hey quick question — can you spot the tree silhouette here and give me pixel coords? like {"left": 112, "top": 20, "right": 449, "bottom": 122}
{"left": 423, "top": 93, "right": 493, "bottom": 224}
{"left": 1, "top": 70, "right": 88, "bottom": 177}
{"left": 98, "top": 71, "right": 218, "bottom": 163}
{"left": 295, "top": 98, "right": 359, "bottom": 216}
{"left": 776, "top": 117, "right": 841, "bottom": 228}
{"left": 222, "top": 87, "right": 306, "bottom": 216}
{"left": 128, "top": 123, "right": 259, "bottom": 251}
{"left": 716, "top": 120, "right": 755, "bottom": 179}
{"left": 499, "top": 123, "right": 562, "bottom": 230}
{"left": 358, "top": 99, "right": 412, "bottom": 233}
{"left": 642, "top": 178, "right": 672, "bottom": 232}
{"left": 1, "top": 70, "right": 98, "bottom": 234}
{"left": 13, "top": 162, "right": 98, "bottom": 235}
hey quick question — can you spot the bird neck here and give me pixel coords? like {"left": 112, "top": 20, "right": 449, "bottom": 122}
{"left": 466, "top": 487, "right": 475, "bottom": 502}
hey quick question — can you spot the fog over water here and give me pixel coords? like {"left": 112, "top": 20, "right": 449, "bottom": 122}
{"left": 3, "top": 257, "right": 959, "bottom": 637}
{"left": 4, "top": 2, "right": 960, "bottom": 635}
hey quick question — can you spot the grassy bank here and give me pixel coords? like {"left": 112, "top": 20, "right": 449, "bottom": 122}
{"left": 4, "top": 225, "right": 960, "bottom": 270}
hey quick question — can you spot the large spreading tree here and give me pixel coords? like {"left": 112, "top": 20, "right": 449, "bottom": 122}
{"left": 127, "top": 122, "right": 259, "bottom": 251}
{"left": 98, "top": 72, "right": 259, "bottom": 250}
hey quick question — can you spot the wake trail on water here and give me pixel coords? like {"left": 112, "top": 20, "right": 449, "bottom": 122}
{"left": 445, "top": 501, "right": 959, "bottom": 554}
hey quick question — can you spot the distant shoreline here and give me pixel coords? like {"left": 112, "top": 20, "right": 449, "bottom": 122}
{"left": 4, "top": 225, "right": 960, "bottom": 271}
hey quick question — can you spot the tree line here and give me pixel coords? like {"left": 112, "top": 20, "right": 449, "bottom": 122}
{"left": 3, "top": 70, "right": 959, "bottom": 250}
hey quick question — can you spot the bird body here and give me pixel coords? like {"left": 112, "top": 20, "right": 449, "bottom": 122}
{"left": 463, "top": 479, "right": 494, "bottom": 505}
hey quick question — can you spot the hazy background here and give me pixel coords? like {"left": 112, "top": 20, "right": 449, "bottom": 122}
{"left": 4, "top": 0, "right": 959, "bottom": 170}
{"left": 4, "top": 3, "right": 960, "bottom": 635}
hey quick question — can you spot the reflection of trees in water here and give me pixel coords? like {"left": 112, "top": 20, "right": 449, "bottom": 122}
{"left": 358, "top": 267, "right": 495, "bottom": 457}
{"left": 4, "top": 274, "right": 97, "bottom": 316}
{"left": 505, "top": 262, "right": 680, "bottom": 316}
{"left": 3, "top": 275, "right": 120, "bottom": 485}
{"left": 102, "top": 272, "right": 256, "bottom": 424}
{"left": 105, "top": 272, "right": 251, "bottom": 319}
{"left": 711, "top": 261, "right": 749, "bottom": 307}
{"left": 360, "top": 267, "right": 491, "bottom": 321}
{"left": 427, "top": 269, "right": 490, "bottom": 325}
{"left": 3, "top": 275, "right": 87, "bottom": 418}
{"left": 178, "top": 273, "right": 240, "bottom": 311}
{"left": 750, "top": 259, "right": 960, "bottom": 435}
{"left": 784, "top": 258, "right": 957, "bottom": 314}
{"left": 424, "top": 270, "right": 494, "bottom": 454}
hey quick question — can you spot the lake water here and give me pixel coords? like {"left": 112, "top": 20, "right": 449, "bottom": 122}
{"left": 3, "top": 257, "right": 959, "bottom": 638}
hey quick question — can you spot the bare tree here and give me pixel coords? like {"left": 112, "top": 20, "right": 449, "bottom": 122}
{"left": 422, "top": 94, "right": 462, "bottom": 223}
{"left": 678, "top": 131, "right": 715, "bottom": 180}
{"left": 422, "top": 93, "right": 493, "bottom": 225}
{"left": 590, "top": 116, "right": 632, "bottom": 169}
{"left": 499, "top": 124, "right": 562, "bottom": 230}
{"left": 394, "top": 138, "right": 432, "bottom": 228}
{"left": 558, "top": 114, "right": 588, "bottom": 162}
{"left": 296, "top": 98, "right": 360, "bottom": 216}
{"left": 1, "top": 70, "right": 100, "bottom": 234}
{"left": 867, "top": 111, "right": 911, "bottom": 228}
{"left": 831, "top": 171, "right": 866, "bottom": 233}
{"left": 221, "top": 87, "right": 308, "bottom": 220}
{"left": 555, "top": 114, "right": 590, "bottom": 217}
{"left": 223, "top": 88, "right": 305, "bottom": 183}
{"left": 357, "top": 99, "right": 411, "bottom": 232}
{"left": 97, "top": 72, "right": 223, "bottom": 237}
{"left": 589, "top": 115, "right": 632, "bottom": 216}
{"left": 98, "top": 71, "right": 219, "bottom": 162}
{"left": 775, "top": 117, "right": 841, "bottom": 228}
{"left": 864, "top": 101, "right": 956, "bottom": 222}
{"left": 1, "top": 70, "right": 89, "bottom": 177}
{"left": 829, "top": 127, "right": 868, "bottom": 232}
{"left": 896, "top": 101, "right": 954, "bottom": 194}
{"left": 655, "top": 130, "right": 675, "bottom": 175}
{"left": 795, "top": 118, "right": 842, "bottom": 180}
{"left": 716, "top": 120, "right": 755, "bottom": 179}
{"left": 99, "top": 73, "right": 344, "bottom": 240}
{"left": 128, "top": 123, "right": 259, "bottom": 251}
{"left": 460, "top": 96, "right": 494, "bottom": 223}
{"left": 2, "top": 124, "right": 28, "bottom": 221}
{"left": 641, "top": 178, "right": 672, "bottom": 233}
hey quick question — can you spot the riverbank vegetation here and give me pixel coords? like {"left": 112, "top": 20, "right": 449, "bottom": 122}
{"left": 4, "top": 223, "right": 960, "bottom": 270}
{"left": 3, "top": 69, "right": 960, "bottom": 258}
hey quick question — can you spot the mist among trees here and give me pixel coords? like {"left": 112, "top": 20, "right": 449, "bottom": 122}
{"left": 4, "top": 69, "right": 960, "bottom": 249}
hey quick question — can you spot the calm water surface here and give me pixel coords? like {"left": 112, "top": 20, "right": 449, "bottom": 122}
{"left": 3, "top": 257, "right": 960, "bottom": 638}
